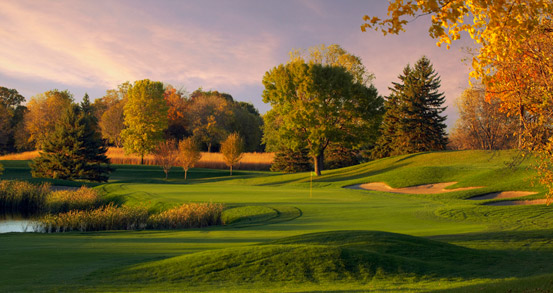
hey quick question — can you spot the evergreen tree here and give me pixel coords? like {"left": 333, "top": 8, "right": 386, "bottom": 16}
{"left": 373, "top": 57, "right": 447, "bottom": 158}
{"left": 30, "top": 104, "right": 113, "bottom": 182}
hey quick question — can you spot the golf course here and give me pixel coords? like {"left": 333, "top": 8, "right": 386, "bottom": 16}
{"left": 1, "top": 149, "right": 553, "bottom": 292}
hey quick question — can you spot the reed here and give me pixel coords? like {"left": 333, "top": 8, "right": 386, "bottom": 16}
{"left": 148, "top": 202, "right": 224, "bottom": 229}
{"left": 46, "top": 187, "right": 104, "bottom": 214}
{"left": 40, "top": 203, "right": 150, "bottom": 233}
{"left": 0, "top": 180, "right": 51, "bottom": 215}
{"left": 0, "top": 151, "right": 39, "bottom": 160}
{"left": 39, "top": 202, "right": 224, "bottom": 232}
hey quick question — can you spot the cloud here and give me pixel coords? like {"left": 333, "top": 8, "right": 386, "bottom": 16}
{"left": 0, "top": 1, "right": 281, "bottom": 91}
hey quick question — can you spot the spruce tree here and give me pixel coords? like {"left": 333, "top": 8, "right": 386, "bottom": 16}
{"left": 373, "top": 56, "right": 447, "bottom": 158}
{"left": 30, "top": 104, "right": 113, "bottom": 181}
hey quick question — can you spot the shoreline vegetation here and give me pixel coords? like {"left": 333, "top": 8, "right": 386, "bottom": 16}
{"left": 0, "top": 180, "right": 224, "bottom": 233}
{"left": 0, "top": 148, "right": 274, "bottom": 171}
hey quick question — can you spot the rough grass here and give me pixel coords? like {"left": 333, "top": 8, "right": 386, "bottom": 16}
{"left": 0, "top": 149, "right": 274, "bottom": 171}
{"left": 2, "top": 150, "right": 553, "bottom": 292}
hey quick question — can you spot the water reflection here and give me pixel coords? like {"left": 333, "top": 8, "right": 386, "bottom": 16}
{"left": 0, "top": 214, "right": 39, "bottom": 233}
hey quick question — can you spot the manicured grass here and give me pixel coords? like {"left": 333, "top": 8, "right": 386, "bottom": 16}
{"left": 1, "top": 150, "right": 553, "bottom": 292}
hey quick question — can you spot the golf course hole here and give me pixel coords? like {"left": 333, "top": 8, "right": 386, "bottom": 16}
{"left": 347, "top": 182, "right": 481, "bottom": 194}
{"left": 107, "top": 230, "right": 497, "bottom": 285}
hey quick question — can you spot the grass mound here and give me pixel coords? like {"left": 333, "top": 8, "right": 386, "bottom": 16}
{"left": 222, "top": 206, "right": 279, "bottom": 225}
{"left": 104, "top": 230, "right": 498, "bottom": 288}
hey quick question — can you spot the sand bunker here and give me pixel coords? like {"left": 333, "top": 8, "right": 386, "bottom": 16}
{"left": 486, "top": 199, "right": 547, "bottom": 206}
{"left": 347, "top": 182, "right": 481, "bottom": 194}
{"left": 469, "top": 191, "right": 537, "bottom": 200}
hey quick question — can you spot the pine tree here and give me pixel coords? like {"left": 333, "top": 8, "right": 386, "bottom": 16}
{"left": 373, "top": 57, "right": 447, "bottom": 158}
{"left": 30, "top": 104, "right": 113, "bottom": 181}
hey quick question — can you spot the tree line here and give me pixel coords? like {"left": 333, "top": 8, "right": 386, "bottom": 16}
{"left": 0, "top": 43, "right": 520, "bottom": 181}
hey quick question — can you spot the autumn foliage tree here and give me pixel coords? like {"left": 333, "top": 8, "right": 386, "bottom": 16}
{"left": 221, "top": 133, "right": 244, "bottom": 176}
{"left": 24, "top": 89, "right": 73, "bottom": 150}
{"left": 362, "top": 0, "right": 553, "bottom": 200}
{"left": 153, "top": 139, "right": 177, "bottom": 179}
{"left": 121, "top": 79, "right": 168, "bottom": 164}
{"left": 0, "top": 86, "right": 26, "bottom": 154}
{"left": 178, "top": 137, "right": 202, "bottom": 180}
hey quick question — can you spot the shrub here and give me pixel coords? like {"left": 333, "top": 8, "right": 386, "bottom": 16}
{"left": 270, "top": 148, "right": 311, "bottom": 173}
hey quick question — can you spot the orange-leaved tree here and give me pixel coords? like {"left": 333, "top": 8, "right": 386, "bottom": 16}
{"left": 178, "top": 137, "right": 202, "bottom": 180}
{"left": 153, "top": 139, "right": 178, "bottom": 180}
{"left": 221, "top": 133, "right": 244, "bottom": 176}
{"left": 363, "top": 0, "right": 553, "bottom": 201}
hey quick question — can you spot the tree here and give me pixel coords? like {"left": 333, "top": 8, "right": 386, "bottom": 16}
{"left": 373, "top": 57, "right": 447, "bottom": 158}
{"left": 188, "top": 93, "right": 232, "bottom": 152}
{"left": 24, "top": 90, "right": 73, "bottom": 150}
{"left": 164, "top": 85, "right": 190, "bottom": 140}
{"left": 0, "top": 162, "right": 3, "bottom": 178}
{"left": 153, "top": 139, "right": 177, "bottom": 180}
{"left": 0, "top": 86, "right": 26, "bottom": 154}
{"left": 362, "top": 1, "right": 553, "bottom": 199}
{"left": 99, "top": 99, "right": 125, "bottom": 147}
{"left": 30, "top": 104, "right": 112, "bottom": 182}
{"left": 263, "top": 46, "right": 383, "bottom": 175}
{"left": 221, "top": 133, "right": 244, "bottom": 176}
{"left": 231, "top": 102, "right": 263, "bottom": 152}
{"left": 121, "top": 79, "right": 168, "bottom": 164}
{"left": 449, "top": 86, "right": 517, "bottom": 150}
{"left": 178, "top": 137, "right": 202, "bottom": 180}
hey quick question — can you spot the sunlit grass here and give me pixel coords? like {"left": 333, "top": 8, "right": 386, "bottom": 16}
{"left": 0, "top": 148, "right": 274, "bottom": 171}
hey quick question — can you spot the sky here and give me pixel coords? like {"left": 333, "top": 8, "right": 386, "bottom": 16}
{"left": 0, "top": 0, "right": 475, "bottom": 129}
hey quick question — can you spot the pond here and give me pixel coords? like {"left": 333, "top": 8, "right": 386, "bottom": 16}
{"left": 0, "top": 216, "right": 39, "bottom": 233}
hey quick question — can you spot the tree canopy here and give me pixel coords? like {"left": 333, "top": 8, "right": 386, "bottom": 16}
{"left": 262, "top": 45, "right": 383, "bottom": 175}
{"left": 30, "top": 104, "right": 112, "bottom": 182}
{"left": 121, "top": 79, "right": 168, "bottom": 164}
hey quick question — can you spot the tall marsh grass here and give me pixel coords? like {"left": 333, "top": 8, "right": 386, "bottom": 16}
{"left": 148, "top": 203, "right": 224, "bottom": 229}
{"left": 39, "top": 202, "right": 224, "bottom": 232}
{"left": 0, "top": 180, "right": 51, "bottom": 215}
{"left": 0, "top": 180, "right": 102, "bottom": 216}
{"left": 46, "top": 187, "right": 104, "bottom": 214}
{"left": 0, "top": 148, "right": 274, "bottom": 171}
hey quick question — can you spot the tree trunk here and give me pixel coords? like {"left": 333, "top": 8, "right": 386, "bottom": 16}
{"left": 313, "top": 153, "right": 324, "bottom": 176}
{"left": 141, "top": 154, "right": 144, "bottom": 165}
{"left": 184, "top": 169, "right": 188, "bottom": 180}
{"left": 207, "top": 143, "right": 212, "bottom": 153}
{"left": 165, "top": 171, "right": 168, "bottom": 180}
{"left": 230, "top": 165, "right": 233, "bottom": 176}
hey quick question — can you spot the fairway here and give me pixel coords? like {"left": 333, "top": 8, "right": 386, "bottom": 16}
{"left": 2, "top": 150, "right": 553, "bottom": 292}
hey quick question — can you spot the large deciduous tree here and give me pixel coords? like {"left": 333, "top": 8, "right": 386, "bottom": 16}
{"left": 96, "top": 82, "right": 129, "bottom": 147}
{"left": 121, "top": 79, "right": 168, "bottom": 164}
{"left": 373, "top": 57, "right": 447, "bottom": 158}
{"left": 188, "top": 93, "right": 232, "bottom": 152}
{"left": 262, "top": 45, "right": 383, "bottom": 176}
{"left": 449, "top": 86, "right": 517, "bottom": 150}
{"left": 30, "top": 104, "right": 112, "bottom": 182}
{"left": 24, "top": 90, "right": 73, "bottom": 150}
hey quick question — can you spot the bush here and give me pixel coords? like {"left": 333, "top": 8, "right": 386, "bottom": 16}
{"left": 270, "top": 148, "right": 311, "bottom": 173}
{"left": 324, "top": 144, "right": 359, "bottom": 170}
